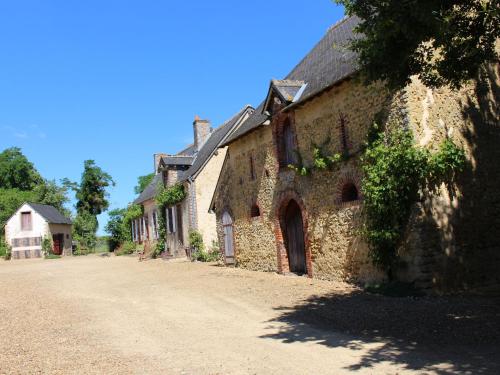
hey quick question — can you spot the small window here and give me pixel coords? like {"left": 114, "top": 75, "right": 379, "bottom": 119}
{"left": 24, "top": 250, "right": 31, "bottom": 259}
{"left": 21, "top": 212, "right": 32, "bottom": 231}
{"left": 167, "top": 207, "right": 176, "bottom": 233}
{"left": 339, "top": 113, "right": 349, "bottom": 152}
{"left": 251, "top": 204, "right": 261, "bottom": 218}
{"left": 280, "top": 119, "right": 297, "bottom": 167}
{"left": 341, "top": 183, "right": 359, "bottom": 202}
{"left": 249, "top": 155, "right": 256, "bottom": 181}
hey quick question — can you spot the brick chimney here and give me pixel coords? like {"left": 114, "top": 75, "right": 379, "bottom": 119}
{"left": 154, "top": 153, "right": 167, "bottom": 174}
{"left": 193, "top": 115, "right": 211, "bottom": 151}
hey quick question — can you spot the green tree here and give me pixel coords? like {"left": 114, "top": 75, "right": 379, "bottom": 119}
{"left": 0, "top": 147, "right": 43, "bottom": 190}
{"left": 65, "top": 160, "right": 115, "bottom": 216}
{"left": 337, "top": 0, "right": 500, "bottom": 89}
{"left": 105, "top": 208, "right": 127, "bottom": 250}
{"left": 34, "top": 180, "right": 70, "bottom": 216}
{"left": 134, "top": 173, "right": 154, "bottom": 194}
{"left": 73, "top": 211, "right": 98, "bottom": 251}
{"left": 65, "top": 160, "right": 114, "bottom": 252}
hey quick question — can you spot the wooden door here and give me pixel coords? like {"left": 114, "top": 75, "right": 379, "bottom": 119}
{"left": 52, "top": 234, "right": 63, "bottom": 255}
{"left": 222, "top": 212, "right": 234, "bottom": 258}
{"left": 283, "top": 200, "right": 307, "bottom": 275}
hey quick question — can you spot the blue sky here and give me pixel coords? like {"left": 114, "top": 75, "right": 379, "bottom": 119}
{"left": 0, "top": 1, "right": 345, "bottom": 234}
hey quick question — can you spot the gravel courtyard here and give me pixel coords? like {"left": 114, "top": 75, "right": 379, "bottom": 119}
{"left": 0, "top": 255, "right": 499, "bottom": 375}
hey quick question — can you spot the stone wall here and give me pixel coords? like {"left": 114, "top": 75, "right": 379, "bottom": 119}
{"left": 214, "top": 68, "right": 499, "bottom": 291}
{"left": 214, "top": 125, "right": 279, "bottom": 272}
{"left": 214, "top": 79, "right": 390, "bottom": 283}
{"left": 400, "top": 64, "right": 500, "bottom": 292}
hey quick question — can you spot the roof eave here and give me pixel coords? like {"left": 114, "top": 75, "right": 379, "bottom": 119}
{"left": 283, "top": 73, "right": 356, "bottom": 112}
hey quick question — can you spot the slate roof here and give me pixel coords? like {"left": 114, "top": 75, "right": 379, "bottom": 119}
{"left": 223, "top": 16, "right": 360, "bottom": 145}
{"left": 177, "top": 144, "right": 196, "bottom": 156}
{"left": 180, "top": 105, "right": 254, "bottom": 181}
{"left": 133, "top": 173, "right": 162, "bottom": 204}
{"left": 160, "top": 155, "right": 194, "bottom": 166}
{"left": 27, "top": 203, "right": 72, "bottom": 225}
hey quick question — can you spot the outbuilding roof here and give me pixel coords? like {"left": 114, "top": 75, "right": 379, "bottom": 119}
{"left": 223, "top": 16, "right": 360, "bottom": 145}
{"left": 27, "top": 203, "right": 72, "bottom": 225}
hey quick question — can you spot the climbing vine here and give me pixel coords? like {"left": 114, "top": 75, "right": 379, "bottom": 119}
{"left": 361, "top": 124, "right": 466, "bottom": 277}
{"left": 154, "top": 183, "right": 187, "bottom": 257}
{"left": 288, "top": 138, "right": 346, "bottom": 176}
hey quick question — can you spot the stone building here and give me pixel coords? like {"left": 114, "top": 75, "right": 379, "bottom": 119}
{"left": 210, "top": 17, "right": 500, "bottom": 292}
{"left": 133, "top": 106, "right": 253, "bottom": 257}
{"left": 4, "top": 202, "right": 73, "bottom": 259}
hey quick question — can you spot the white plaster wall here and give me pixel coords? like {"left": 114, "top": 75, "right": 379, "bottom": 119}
{"left": 5, "top": 203, "right": 50, "bottom": 253}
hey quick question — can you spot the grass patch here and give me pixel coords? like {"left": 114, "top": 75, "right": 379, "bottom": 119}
{"left": 45, "top": 254, "right": 61, "bottom": 260}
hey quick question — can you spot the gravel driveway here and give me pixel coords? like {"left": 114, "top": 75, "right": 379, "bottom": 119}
{"left": 0, "top": 255, "right": 498, "bottom": 374}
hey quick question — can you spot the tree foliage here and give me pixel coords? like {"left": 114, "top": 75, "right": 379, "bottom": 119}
{"left": 0, "top": 147, "right": 43, "bottom": 190}
{"left": 105, "top": 204, "right": 143, "bottom": 250}
{"left": 134, "top": 173, "right": 154, "bottom": 195}
{"left": 73, "top": 211, "right": 98, "bottom": 251}
{"left": 337, "top": 0, "right": 500, "bottom": 89}
{"left": 65, "top": 160, "right": 115, "bottom": 216}
{"left": 361, "top": 125, "right": 466, "bottom": 276}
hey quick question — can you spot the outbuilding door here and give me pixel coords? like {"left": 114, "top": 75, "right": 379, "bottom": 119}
{"left": 222, "top": 212, "right": 234, "bottom": 260}
{"left": 283, "top": 200, "right": 307, "bottom": 275}
{"left": 52, "top": 234, "right": 64, "bottom": 255}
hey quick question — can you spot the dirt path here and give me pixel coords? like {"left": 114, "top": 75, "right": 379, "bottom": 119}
{"left": 0, "top": 256, "right": 498, "bottom": 374}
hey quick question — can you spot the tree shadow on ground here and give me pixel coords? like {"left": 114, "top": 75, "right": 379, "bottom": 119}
{"left": 261, "top": 291, "right": 500, "bottom": 374}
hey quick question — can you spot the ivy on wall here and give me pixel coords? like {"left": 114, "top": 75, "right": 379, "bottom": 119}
{"left": 288, "top": 138, "right": 349, "bottom": 176}
{"left": 154, "top": 183, "right": 187, "bottom": 257}
{"left": 361, "top": 124, "right": 466, "bottom": 277}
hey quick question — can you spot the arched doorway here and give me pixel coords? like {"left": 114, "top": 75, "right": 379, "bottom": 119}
{"left": 222, "top": 211, "right": 235, "bottom": 262}
{"left": 282, "top": 200, "right": 307, "bottom": 275}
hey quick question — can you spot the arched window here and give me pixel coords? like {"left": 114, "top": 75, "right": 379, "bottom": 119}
{"left": 341, "top": 183, "right": 359, "bottom": 202}
{"left": 280, "top": 119, "right": 296, "bottom": 166}
{"left": 250, "top": 204, "right": 261, "bottom": 218}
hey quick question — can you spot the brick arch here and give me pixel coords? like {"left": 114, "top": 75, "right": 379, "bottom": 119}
{"left": 274, "top": 190, "right": 313, "bottom": 277}
{"left": 336, "top": 169, "right": 363, "bottom": 206}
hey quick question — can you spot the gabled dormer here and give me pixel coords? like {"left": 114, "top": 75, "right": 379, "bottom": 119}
{"left": 263, "top": 79, "right": 307, "bottom": 116}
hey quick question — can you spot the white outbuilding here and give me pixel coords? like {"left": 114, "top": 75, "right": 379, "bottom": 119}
{"left": 4, "top": 202, "right": 73, "bottom": 259}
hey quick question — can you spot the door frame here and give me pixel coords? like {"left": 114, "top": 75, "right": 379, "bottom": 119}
{"left": 274, "top": 190, "right": 312, "bottom": 277}
{"left": 52, "top": 233, "right": 64, "bottom": 255}
{"left": 221, "top": 209, "right": 235, "bottom": 264}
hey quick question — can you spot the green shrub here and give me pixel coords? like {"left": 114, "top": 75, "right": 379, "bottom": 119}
{"left": 361, "top": 125, "right": 466, "bottom": 277}
{"left": 42, "top": 236, "right": 53, "bottom": 258}
{"left": 45, "top": 254, "right": 61, "bottom": 260}
{"left": 0, "top": 237, "right": 11, "bottom": 260}
{"left": 189, "top": 230, "right": 204, "bottom": 252}
{"left": 192, "top": 239, "right": 221, "bottom": 262}
{"left": 115, "top": 241, "right": 138, "bottom": 256}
